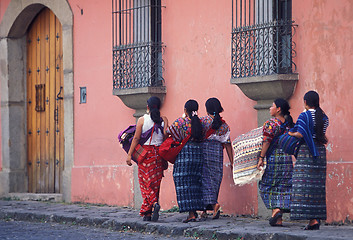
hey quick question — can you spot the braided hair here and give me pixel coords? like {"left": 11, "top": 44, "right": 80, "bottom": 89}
{"left": 184, "top": 99, "right": 203, "bottom": 142}
{"left": 274, "top": 98, "right": 294, "bottom": 128}
{"left": 205, "top": 98, "right": 224, "bottom": 130}
{"left": 147, "top": 96, "right": 162, "bottom": 124}
{"left": 304, "top": 91, "right": 328, "bottom": 144}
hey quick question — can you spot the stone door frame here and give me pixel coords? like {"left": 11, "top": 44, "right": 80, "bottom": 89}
{"left": 0, "top": 0, "right": 73, "bottom": 202}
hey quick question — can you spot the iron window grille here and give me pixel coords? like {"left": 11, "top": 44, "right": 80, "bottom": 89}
{"left": 231, "top": 0, "right": 297, "bottom": 79}
{"left": 112, "top": 0, "right": 164, "bottom": 90}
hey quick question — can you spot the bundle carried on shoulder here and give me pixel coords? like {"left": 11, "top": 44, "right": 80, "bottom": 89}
{"left": 232, "top": 127, "right": 265, "bottom": 186}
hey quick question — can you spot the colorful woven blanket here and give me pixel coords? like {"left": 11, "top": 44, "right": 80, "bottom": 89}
{"left": 232, "top": 127, "right": 265, "bottom": 186}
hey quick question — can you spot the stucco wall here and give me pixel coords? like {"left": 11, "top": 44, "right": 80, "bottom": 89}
{"left": 1, "top": 0, "right": 352, "bottom": 223}
{"left": 291, "top": 0, "right": 353, "bottom": 223}
{"left": 68, "top": 0, "right": 258, "bottom": 213}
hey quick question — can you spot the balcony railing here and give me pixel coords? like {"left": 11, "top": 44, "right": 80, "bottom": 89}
{"left": 231, "top": 0, "right": 297, "bottom": 79}
{"left": 112, "top": 0, "right": 164, "bottom": 90}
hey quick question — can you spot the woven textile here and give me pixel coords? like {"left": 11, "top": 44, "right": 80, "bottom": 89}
{"left": 259, "top": 148, "right": 293, "bottom": 211}
{"left": 138, "top": 146, "right": 164, "bottom": 216}
{"left": 173, "top": 141, "right": 204, "bottom": 212}
{"left": 232, "top": 127, "right": 264, "bottom": 186}
{"left": 291, "top": 143, "right": 327, "bottom": 220}
{"left": 202, "top": 140, "right": 223, "bottom": 207}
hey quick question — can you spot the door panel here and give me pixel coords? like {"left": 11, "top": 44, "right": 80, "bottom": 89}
{"left": 27, "top": 8, "right": 64, "bottom": 193}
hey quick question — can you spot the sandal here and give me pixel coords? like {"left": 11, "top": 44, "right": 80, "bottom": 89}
{"left": 151, "top": 203, "right": 160, "bottom": 222}
{"left": 212, "top": 204, "right": 221, "bottom": 219}
{"left": 201, "top": 211, "right": 208, "bottom": 219}
{"left": 304, "top": 220, "right": 320, "bottom": 230}
{"left": 182, "top": 217, "right": 196, "bottom": 223}
{"left": 143, "top": 215, "right": 152, "bottom": 221}
{"left": 269, "top": 212, "right": 282, "bottom": 226}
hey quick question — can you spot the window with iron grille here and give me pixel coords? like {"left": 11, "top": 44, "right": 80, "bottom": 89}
{"left": 112, "top": 0, "right": 164, "bottom": 90}
{"left": 231, "top": 0, "right": 297, "bottom": 79}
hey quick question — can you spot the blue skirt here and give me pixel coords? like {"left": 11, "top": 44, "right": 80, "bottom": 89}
{"left": 202, "top": 140, "right": 223, "bottom": 208}
{"left": 259, "top": 147, "right": 293, "bottom": 211}
{"left": 291, "top": 143, "right": 327, "bottom": 220}
{"left": 173, "top": 141, "right": 204, "bottom": 212}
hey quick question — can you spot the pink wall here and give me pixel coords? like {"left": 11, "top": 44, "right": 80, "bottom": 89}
{"left": 1, "top": 0, "right": 353, "bottom": 223}
{"left": 68, "top": 0, "right": 258, "bottom": 213}
{"left": 67, "top": 0, "right": 136, "bottom": 206}
{"left": 292, "top": 0, "right": 353, "bottom": 223}
{"left": 159, "top": 0, "right": 258, "bottom": 215}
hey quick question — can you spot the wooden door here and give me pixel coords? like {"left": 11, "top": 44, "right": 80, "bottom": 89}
{"left": 27, "top": 8, "right": 64, "bottom": 193}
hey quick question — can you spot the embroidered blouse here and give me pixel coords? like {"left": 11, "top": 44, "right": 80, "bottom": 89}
{"left": 200, "top": 115, "right": 231, "bottom": 144}
{"left": 166, "top": 117, "right": 192, "bottom": 142}
{"left": 262, "top": 118, "right": 289, "bottom": 144}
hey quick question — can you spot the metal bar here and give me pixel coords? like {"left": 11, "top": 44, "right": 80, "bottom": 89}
{"left": 253, "top": 0, "right": 255, "bottom": 25}
{"left": 244, "top": 0, "right": 246, "bottom": 26}
{"left": 125, "top": 0, "right": 128, "bottom": 45}
{"left": 248, "top": 0, "right": 250, "bottom": 26}
{"left": 240, "top": 0, "right": 242, "bottom": 27}
{"left": 119, "top": 0, "right": 121, "bottom": 45}
{"left": 236, "top": 0, "right": 237, "bottom": 27}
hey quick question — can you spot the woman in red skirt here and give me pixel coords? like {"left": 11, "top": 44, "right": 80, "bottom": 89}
{"left": 126, "top": 96, "right": 168, "bottom": 222}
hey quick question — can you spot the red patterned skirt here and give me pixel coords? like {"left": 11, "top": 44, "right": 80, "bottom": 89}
{"left": 138, "top": 145, "right": 164, "bottom": 216}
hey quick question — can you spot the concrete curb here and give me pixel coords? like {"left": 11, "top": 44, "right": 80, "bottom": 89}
{"left": 1, "top": 200, "right": 352, "bottom": 240}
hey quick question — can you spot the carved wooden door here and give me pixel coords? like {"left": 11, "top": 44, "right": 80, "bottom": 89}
{"left": 27, "top": 8, "right": 64, "bottom": 193}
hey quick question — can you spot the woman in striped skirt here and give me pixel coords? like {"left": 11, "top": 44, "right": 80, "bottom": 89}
{"left": 126, "top": 96, "right": 168, "bottom": 222}
{"left": 288, "top": 91, "right": 329, "bottom": 230}
{"left": 200, "top": 98, "right": 233, "bottom": 219}
{"left": 257, "top": 98, "right": 294, "bottom": 226}
{"left": 167, "top": 99, "right": 204, "bottom": 223}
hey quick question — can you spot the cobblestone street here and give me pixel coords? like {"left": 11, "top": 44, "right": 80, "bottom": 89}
{"left": 0, "top": 220, "right": 188, "bottom": 240}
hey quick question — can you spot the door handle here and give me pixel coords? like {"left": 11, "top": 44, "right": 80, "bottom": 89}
{"left": 57, "top": 86, "right": 63, "bottom": 100}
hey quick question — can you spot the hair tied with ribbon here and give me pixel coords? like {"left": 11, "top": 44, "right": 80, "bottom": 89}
{"left": 192, "top": 111, "right": 198, "bottom": 117}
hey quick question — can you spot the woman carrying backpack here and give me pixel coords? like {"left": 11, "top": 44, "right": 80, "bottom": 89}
{"left": 126, "top": 96, "right": 168, "bottom": 222}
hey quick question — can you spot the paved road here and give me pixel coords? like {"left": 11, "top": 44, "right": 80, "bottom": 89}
{"left": 0, "top": 220, "right": 189, "bottom": 240}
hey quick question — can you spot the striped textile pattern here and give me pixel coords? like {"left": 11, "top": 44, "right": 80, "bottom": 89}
{"left": 232, "top": 127, "right": 265, "bottom": 186}
{"left": 202, "top": 140, "right": 223, "bottom": 207}
{"left": 173, "top": 141, "right": 204, "bottom": 212}
{"left": 290, "top": 143, "right": 327, "bottom": 220}
{"left": 138, "top": 146, "right": 164, "bottom": 216}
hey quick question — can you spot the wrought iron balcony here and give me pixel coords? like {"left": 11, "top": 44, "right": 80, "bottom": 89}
{"left": 231, "top": 19, "right": 297, "bottom": 79}
{"left": 113, "top": 41, "right": 164, "bottom": 90}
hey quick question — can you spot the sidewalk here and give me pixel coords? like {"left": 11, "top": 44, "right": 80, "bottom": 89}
{"left": 0, "top": 200, "right": 352, "bottom": 240}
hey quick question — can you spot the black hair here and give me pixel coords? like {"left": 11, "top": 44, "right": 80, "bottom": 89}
{"left": 274, "top": 98, "right": 294, "bottom": 128}
{"left": 205, "top": 98, "right": 224, "bottom": 130}
{"left": 304, "top": 91, "right": 328, "bottom": 144}
{"left": 184, "top": 99, "right": 203, "bottom": 142}
{"left": 147, "top": 96, "right": 162, "bottom": 124}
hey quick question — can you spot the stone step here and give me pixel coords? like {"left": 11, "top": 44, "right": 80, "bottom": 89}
{"left": 6, "top": 193, "right": 63, "bottom": 202}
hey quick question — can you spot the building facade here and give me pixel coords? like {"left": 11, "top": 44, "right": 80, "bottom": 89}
{"left": 0, "top": 0, "right": 352, "bottom": 223}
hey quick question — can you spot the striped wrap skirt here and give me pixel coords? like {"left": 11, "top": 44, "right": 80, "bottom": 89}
{"left": 173, "top": 141, "right": 204, "bottom": 213}
{"left": 202, "top": 140, "right": 223, "bottom": 209}
{"left": 138, "top": 145, "right": 164, "bottom": 216}
{"left": 290, "top": 143, "right": 327, "bottom": 220}
{"left": 259, "top": 147, "right": 293, "bottom": 211}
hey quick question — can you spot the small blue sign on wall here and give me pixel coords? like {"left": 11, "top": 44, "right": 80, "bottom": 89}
{"left": 80, "top": 87, "right": 86, "bottom": 104}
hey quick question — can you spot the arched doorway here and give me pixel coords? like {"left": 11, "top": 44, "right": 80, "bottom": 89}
{"left": 27, "top": 8, "right": 64, "bottom": 193}
{"left": 0, "top": 1, "right": 73, "bottom": 201}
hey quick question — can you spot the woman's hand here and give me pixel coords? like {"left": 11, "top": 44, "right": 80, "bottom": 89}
{"left": 257, "top": 157, "right": 264, "bottom": 170}
{"left": 126, "top": 155, "right": 132, "bottom": 166}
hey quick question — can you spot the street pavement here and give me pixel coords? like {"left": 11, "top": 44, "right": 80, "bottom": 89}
{"left": 0, "top": 200, "right": 352, "bottom": 240}
{"left": 0, "top": 220, "right": 188, "bottom": 240}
